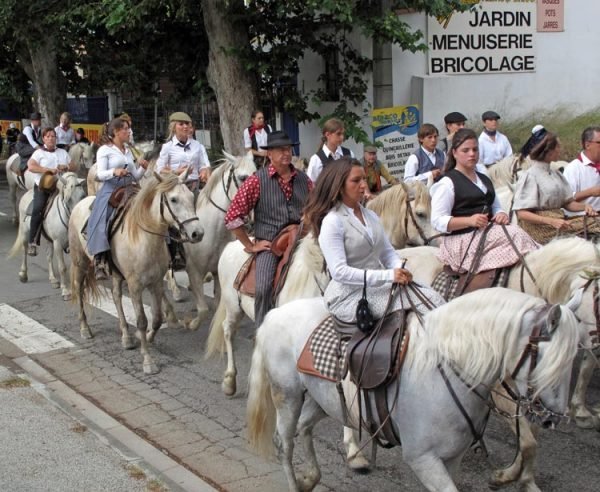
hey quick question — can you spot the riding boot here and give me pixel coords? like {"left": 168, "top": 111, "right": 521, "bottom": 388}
{"left": 167, "top": 232, "right": 186, "bottom": 271}
{"left": 94, "top": 254, "right": 110, "bottom": 281}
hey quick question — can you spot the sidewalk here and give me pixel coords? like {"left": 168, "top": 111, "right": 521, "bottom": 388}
{"left": 0, "top": 350, "right": 216, "bottom": 492}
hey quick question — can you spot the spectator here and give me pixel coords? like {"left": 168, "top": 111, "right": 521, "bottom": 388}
{"left": 438, "top": 112, "right": 467, "bottom": 153}
{"left": 307, "top": 118, "right": 354, "bottom": 182}
{"left": 478, "top": 111, "right": 512, "bottom": 167}
{"left": 75, "top": 127, "right": 90, "bottom": 144}
{"left": 404, "top": 123, "right": 445, "bottom": 184}
{"left": 361, "top": 144, "right": 397, "bottom": 198}
{"left": 243, "top": 110, "right": 272, "bottom": 166}
{"left": 55, "top": 112, "right": 76, "bottom": 150}
{"left": 6, "top": 123, "right": 20, "bottom": 155}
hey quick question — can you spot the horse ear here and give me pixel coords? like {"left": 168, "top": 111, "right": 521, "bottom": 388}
{"left": 179, "top": 165, "right": 191, "bottom": 183}
{"left": 565, "top": 287, "right": 584, "bottom": 313}
{"left": 58, "top": 175, "right": 67, "bottom": 185}
{"left": 546, "top": 305, "right": 562, "bottom": 335}
{"left": 153, "top": 171, "right": 163, "bottom": 182}
{"left": 406, "top": 186, "right": 416, "bottom": 201}
{"left": 222, "top": 150, "right": 236, "bottom": 162}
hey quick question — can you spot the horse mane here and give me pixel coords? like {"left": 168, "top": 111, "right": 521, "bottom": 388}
{"left": 196, "top": 159, "right": 231, "bottom": 207}
{"left": 278, "top": 233, "right": 329, "bottom": 304}
{"left": 407, "top": 288, "right": 578, "bottom": 396}
{"left": 126, "top": 173, "right": 180, "bottom": 242}
{"left": 526, "top": 237, "right": 600, "bottom": 303}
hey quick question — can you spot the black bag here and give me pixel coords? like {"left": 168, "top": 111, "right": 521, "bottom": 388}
{"left": 355, "top": 270, "right": 375, "bottom": 334}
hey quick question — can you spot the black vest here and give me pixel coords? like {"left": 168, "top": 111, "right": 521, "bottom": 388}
{"left": 317, "top": 146, "right": 351, "bottom": 166}
{"left": 248, "top": 125, "right": 272, "bottom": 151}
{"left": 446, "top": 169, "right": 495, "bottom": 235}
{"left": 253, "top": 166, "right": 310, "bottom": 241}
{"left": 26, "top": 124, "right": 42, "bottom": 146}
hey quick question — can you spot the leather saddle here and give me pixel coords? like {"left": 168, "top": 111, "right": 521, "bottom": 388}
{"left": 25, "top": 191, "right": 59, "bottom": 219}
{"left": 233, "top": 223, "right": 303, "bottom": 297}
{"left": 444, "top": 265, "right": 500, "bottom": 297}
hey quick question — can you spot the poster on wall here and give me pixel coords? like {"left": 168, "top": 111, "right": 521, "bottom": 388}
{"left": 371, "top": 105, "right": 420, "bottom": 180}
{"left": 428, "top": 0, "right": 537, "bottom": 75}
{"left": 537, "top": 0, "right": 563, "bottom": 32}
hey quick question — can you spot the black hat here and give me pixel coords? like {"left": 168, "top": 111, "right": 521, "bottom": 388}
{"left": 481, "top": 110, "right": 501, "bottom": 121}
{"left": 444, "top": 112, "right": 467, "bottom": 124}
{"left": 259, "top": 130, "right": 298, "bottom": 149}
{"left": 76, "top": 127, "right": 85, "bottom": 135}
{"left": 30, "top": 112, "right": 42, "bottom": 120}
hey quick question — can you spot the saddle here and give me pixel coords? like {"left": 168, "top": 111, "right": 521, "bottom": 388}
{"left": 108, "top": 185, "right": 140, "bottom": 238}
{"left": 233, "top": 223, "right": 303, "bottom": 297}
{"left": 26, "top": 190, "right": 60, "bottom": 244}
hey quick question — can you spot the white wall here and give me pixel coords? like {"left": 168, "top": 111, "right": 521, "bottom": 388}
{"left": 298, "top": 1, "right": 598, "bottom": 156}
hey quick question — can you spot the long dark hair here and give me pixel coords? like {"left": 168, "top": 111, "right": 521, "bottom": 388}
{"left": 444, "top": 128, "right": 478, "bottom": 172}
{"left": 303, "top": 157, "right": 362, "bottom": 237}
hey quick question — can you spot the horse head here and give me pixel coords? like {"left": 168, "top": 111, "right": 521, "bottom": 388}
{"left": 59, "top": 172, "right": 87, "bottom": 206}
{"left": 224, "top": 150, "right": 257, "bottom": 184}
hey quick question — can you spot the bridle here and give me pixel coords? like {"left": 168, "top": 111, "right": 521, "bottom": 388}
{"left": 438, "top": 303, "right": 567, "bottom": 461}
{"left": 403, "top": 196, "right": 442, "bottom": 246}
{"left": 159, "top": 188, "right": 199, "bottom": 243}
{"left": 56, "top": 175, "right": 85, "bottom": 229}
{"left": 208, "top": 164, "right": 240, "bottom": 213}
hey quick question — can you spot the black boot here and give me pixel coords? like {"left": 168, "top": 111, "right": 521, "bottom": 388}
{"left": 94, "top": 254, "right": 110, "bottom": 280}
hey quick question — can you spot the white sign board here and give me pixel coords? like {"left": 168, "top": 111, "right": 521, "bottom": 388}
{"left": 428, "top": 0, "right": 537, "bottom": 75}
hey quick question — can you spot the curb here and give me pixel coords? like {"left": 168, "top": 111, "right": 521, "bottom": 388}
{"left": 6, "top": 350, "right": 217, "bottom": 492}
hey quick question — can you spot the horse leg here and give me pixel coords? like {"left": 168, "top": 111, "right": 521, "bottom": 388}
{"left": 294, "top": 396, "right": 326, "bottom": 491}
{"left": 343, "top": 427, "right": 371, "bottom": 471}
{"left": 9, "top": 181, "right": 18, "bottom": 225}
{"left": 165, "top": 268, "right": 186, "bottom": 302}
{"left": 272, "top": 383, "right": 304, "bottom": 492}
{"left": 73, "top": 263, "right": 93, "bottom": 339}
{"left": 54, "top": 240, "right": 71, "bottom": 300}
{"left": 130, "top": 286, "right": 158, "bottom": 374}
{"left": 162, "top": 294, "right": 180, "bottom": 330}
{"left": 47, "top": 243, "right": 60, "bottom": 289}
{"left": 146, "top": 283, "right": 165, "bottom": 344}
{"left": 222, "top": 308, "right": 244, "bottom": 396}
{"left": 186, "top": 262, "right": 211, "bottom": 330}
{"left": 570, "top": 350, "right": 600, "bottom": 430}
{"left": 404, "top": 453, "right": 459, "bottom": 492}
{"left": 111, "top": 276, "right": 135, "bottom": 350}
{"left": 18, "top": 232, "right": 28, "bottom": 283}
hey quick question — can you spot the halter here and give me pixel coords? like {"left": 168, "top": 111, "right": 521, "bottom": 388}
{"left": 159, "top": 189, "right": 199, "bottom": 243}
{"left": 55, "top": 175, "right": 84, "bottom": 230}
{"left": 208, "top": 165, "right": 240, "bottom": 213}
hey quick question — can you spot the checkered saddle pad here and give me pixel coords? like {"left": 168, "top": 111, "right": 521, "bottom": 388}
{"left": 297, "top": 316, "right": 348, "bottom": 382}
{"left": 432, "top": 267, "right": 510, "bottom": 301}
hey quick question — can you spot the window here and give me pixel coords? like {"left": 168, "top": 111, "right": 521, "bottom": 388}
{"left": 324, "top": 49, "right": 340, "bottom": 102}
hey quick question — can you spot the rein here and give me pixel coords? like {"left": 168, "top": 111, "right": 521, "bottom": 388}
{"left": 208, "top": 165, "right": 239, "bottom": 213}
{"left": 403, "top": 196, "right": 441, "bottom": 245}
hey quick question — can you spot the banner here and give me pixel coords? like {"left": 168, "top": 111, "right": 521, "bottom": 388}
{"left": 428, "top": 0, "right": 537, "bottom": 75}
{"left": 371, "top": 105, "right": 420, "bottom": 180}
{"left": 72, "top": 123, "right": 103, "bottom": 144}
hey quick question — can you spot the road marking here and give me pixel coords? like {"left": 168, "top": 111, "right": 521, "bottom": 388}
{"left": 94, "top": 287, "right": 154, "bottom": 327}
{"left": 0, "top": 211, "right": 7, "bottom": 217}
{"left": 0, "top": 303, "right": 74, "bottom": 354}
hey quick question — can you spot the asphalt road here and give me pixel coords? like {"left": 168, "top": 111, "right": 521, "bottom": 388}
{"left": 1, "top": 170, "right": 599, "bottom": 491}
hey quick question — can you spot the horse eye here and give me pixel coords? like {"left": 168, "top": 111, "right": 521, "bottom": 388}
{"left": 170, "top": 197, "right": 177, "bottom": 204}
{"left": 416, "top": 211, "right": 426, "bottom": 218}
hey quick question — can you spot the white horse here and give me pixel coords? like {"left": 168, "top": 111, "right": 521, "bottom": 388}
{"left": 68, "top": 173, "right": 204, "bottom": 374}
{"left": 7, "top": 172, "right": 87, "bottom": 300}
{"left": 398, "top": 236, "right": 600, "bottom": 490}
{"left": 367, "top": 180, "right": 438, "bottom": 248}
{"left": 180, "top": 151, "right": 257, "bottom": 326}
{"left": 487, "top": 154, "right": 568, "bottom": 189}
{"left": 246, "top": 288, "right": 586, "bottom": 492}
{"left": 68, "top": 142, "right": 98, "bottom": 177}
{"left": 5, "top": 144, "right": 95, "bottom": 224}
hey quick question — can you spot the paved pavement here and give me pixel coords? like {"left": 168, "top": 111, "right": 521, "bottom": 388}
{"left": 1, "top": 166, "right": 600, "bottom": 491}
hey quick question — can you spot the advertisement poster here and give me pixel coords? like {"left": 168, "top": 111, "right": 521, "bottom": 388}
{"left": 371, "top": 105, "right": 420, "bottom": 180}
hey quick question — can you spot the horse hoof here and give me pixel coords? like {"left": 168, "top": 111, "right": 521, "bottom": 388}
{"left": 147, "top": 330, "right": 157, "bottom": 344}
{"left": 143, "top": 362, "right": 159, "bottom": 375}
{"left": 204, "top": 272, "right": 213, "bottom": 283}
{"left": 574, "top": 414, "right": 600, "bottom": 430}
{"left": 222, "top": 376, "right": 237, "bottom": 396}
{"left": 122, "top": 336, "right": 136, "bottom": 350}
{"left": 62, "top": 294, "right": 71, "bottom": 301}
{"left": 347, "top": 454, "right": 370, "bottom": 473}
{"left": 51, "top": 282, "right": 60, "bottom": 289}
{"left": 488, "top": 470, "right": 511, "bottom": 490}
{"left": 19, "top": 273, "right": 28, "bottom": 283}
{"left": 80, "top": 328, "right": 94, "bottom": 340}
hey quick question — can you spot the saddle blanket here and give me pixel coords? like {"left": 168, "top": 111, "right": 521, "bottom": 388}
{"left": 297, "top": 316, "right": 348, "bottom": 382}
{"left": 432, "top": 267, "right": 510, "bottom": 301}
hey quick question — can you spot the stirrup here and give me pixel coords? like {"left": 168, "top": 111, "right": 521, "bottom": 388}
{"left": 27, "top": 244, "right": 37, "bottom": 256}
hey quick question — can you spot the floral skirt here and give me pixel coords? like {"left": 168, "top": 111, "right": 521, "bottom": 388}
{"left": 437, "top": 224, "right": 539, "bottom": 274}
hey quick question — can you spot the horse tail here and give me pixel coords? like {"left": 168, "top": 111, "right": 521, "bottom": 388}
{"left": 69, "top": 230, "right": 101, "bottom": 307}
{"left": 246, "top": 333, "right": 276, "bottom": 458}
{"left": 205, "top": 295, "right": 227, "bottom": 359}
{"left": 7, "top": 224, "right": 25, "bottom": 258}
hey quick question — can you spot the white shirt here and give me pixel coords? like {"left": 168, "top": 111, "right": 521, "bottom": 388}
{"left": 318, "top": 204, "right": 402, "bottom": 286}
{"left": 478, "top": 131, "right": 512, "bottom": 166}
{"left": 563, "top": 152, "right": 600, "bottom": 216}
{"left": 404, "top": 146, "right": 444, "bottom": 183}
{"left": 96, "top": 144, "right": 145, "bottom": 188}
{"left": 243, "top": 125, "right": 272, "bottom": 150}
{"left": 156, "top": 136, "right": 209, "bottom": 181}
{"left": 23, "top": 125, "right": 42, "bottom": 147}
{"left": 30, "top": 147, "right": 70, "bottom": 186}
{"left": 307, "top": 145, "right": 355, "bottom": 182}
{"left": 54, "top": 126, "right": 76, "bottom": 146}
{"left": 430, "top": 165, "right": 503, "bottom": 233}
